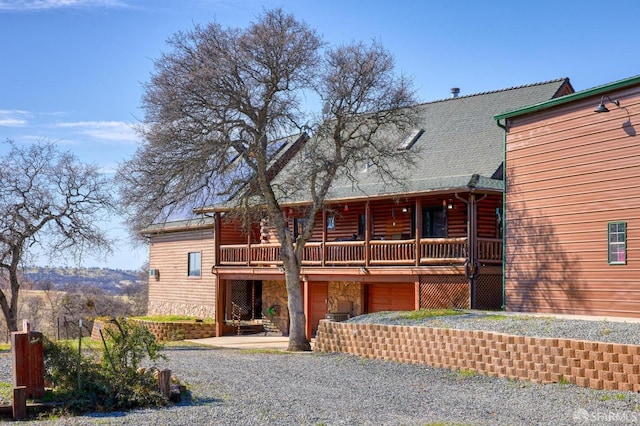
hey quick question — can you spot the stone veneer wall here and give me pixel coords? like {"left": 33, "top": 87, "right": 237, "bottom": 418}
{"left": 314, "top": 320, "right": 640, "bottom": 392}
{"left": 147, "top": 301, "right": 216, "bottom": 319}
{"left": 262, "top": 280, "right": 289, "bottom": 334}
{"left": 91, "top": 319, "right": 216, "bottom": 341}
{"left": 328, "top": 281, "right": 362, "bottom": 316}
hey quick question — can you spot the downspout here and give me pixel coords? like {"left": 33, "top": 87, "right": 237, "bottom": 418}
{"left": 456, "top": 189, "right": 487, "bottom": 309}
{"left": 495, "top": 118, "right": 508, "bottom": 310}
{"left": 454, "top": 193, "right": 472, "bottom": 308}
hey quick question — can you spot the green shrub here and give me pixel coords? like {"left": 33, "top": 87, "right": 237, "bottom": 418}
{"left": 43, "top": 317, "right": 168, "bottom": 414}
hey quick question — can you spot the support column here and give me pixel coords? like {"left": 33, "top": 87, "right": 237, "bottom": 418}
{"left": 415, "top": 198, "right": 422, "bottom": 267}
{"left": 322, "top": 209, "right": 327, "bottom": 267}
{"left": 303, "top": 279, "right": 310, "bottom": 339}
{"left": 215, "top": 278, "right": 224, "bottom": 337}
{"left": 214, "top": 212, "right": 221, "bottom": 266}
{"left": 365, "top": 201, "right": 371, "bottom": 267}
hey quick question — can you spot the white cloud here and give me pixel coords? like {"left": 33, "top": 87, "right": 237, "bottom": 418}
{"left": 56, "top": 120, "right": 139, "bottom": 142}
{"left": 0, "top": 109, "right": 30, "bottom": 127}
{"left": 0, "top": 0, "right": 127, "bottom": 11}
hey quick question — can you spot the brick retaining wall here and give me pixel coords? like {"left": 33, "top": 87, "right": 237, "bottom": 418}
{"left": 314, "top": 320, "right": 640, "bottom": 392}
{"left": 91, "top": 319, "right": 216, "bottom": 341}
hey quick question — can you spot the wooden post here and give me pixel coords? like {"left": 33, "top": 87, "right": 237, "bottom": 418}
{"left": 415, "top": 198, "right": 422, "bottom": 266}
{"left": 321, "top": 209, "right": 327, "bottom": 267}
{"left": 12, "top": 321, "right": 44, "bottom": 400}
{"left": 158, "top": 369, "right": 171, "bottom": 398}
{"left": 214, "top": 211, "right": 221, "bottom": 266}
{"left": 12, "top": 386, "right": 27, "bottom": 420}
{"left": 365, "top": 201, "right": 371, "bottom": 267}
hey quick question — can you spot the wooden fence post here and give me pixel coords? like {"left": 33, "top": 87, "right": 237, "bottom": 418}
{"left": 158, "top": 369, "right": 171, "bottom": 398}
{"left": 12, "top": 386, "right": 27, "bottom": 420}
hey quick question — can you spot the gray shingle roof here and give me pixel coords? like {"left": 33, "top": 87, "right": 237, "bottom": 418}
{"left": 323, "top": 78, "right": 571, "bottom": 200}
{"left": 140, "top": 216, "right": 215, "bottom": 234}
{"left": 196, "top": 78, "right": 572, "bottom": 212}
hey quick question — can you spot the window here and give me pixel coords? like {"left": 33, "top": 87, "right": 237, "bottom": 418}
{"left": 188, "top": 252, "right": 201, "bottom": 277}
{"left": 411, "top": 207, "right": 447, "bottom": 238}
{"left": 327, "top": 215, "right": 335, "bottom": 230}
{"left": 608, "top": 222, "right": 626, "bottom": 265}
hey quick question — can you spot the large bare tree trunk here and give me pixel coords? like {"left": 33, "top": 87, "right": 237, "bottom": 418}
{"left": 279, "top": 238, "right": 311, "bottom": 351}
{"left": 284, "top": 261, "right": 310, "bottom": 351}
{"left": 0, "top": 280, "right": 19, "bottom": 332}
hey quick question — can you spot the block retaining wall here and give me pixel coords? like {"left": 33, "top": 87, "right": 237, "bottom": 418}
{"left": 314, "top": 320, "right": 640, "bottom": 392}
{"left": 91, "top": 319, "right": 216, "bottom": 342}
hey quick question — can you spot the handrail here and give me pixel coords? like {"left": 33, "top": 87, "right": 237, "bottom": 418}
{"left": 218, "top": 236, "right": 500, "bottom": 267}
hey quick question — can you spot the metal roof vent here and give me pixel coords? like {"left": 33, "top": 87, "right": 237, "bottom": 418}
{"left": 451, "top": 87, "right": 460, "bottom": 98}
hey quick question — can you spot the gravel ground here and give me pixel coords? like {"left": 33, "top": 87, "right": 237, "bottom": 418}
{"left": 347, "top": 310, "right": 640, "bottom": 345}
{"left": 1, "top": 312, "right": 640, "bottom": 425}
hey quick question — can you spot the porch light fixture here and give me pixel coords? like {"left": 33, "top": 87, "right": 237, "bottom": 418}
{"left": 359, "top": 266, "right": 368, "bottom": 274}
{"left": 344, "top": 204, "right": 349, "bottom": 212}
{"left": 278, "top": 265, "right": 285, "bottom": 272}
{"left": 288, "top": 208, "right": 294, "bottom": 216}
{"left": 594, "top": 95, "right": 620, "bottom": 113}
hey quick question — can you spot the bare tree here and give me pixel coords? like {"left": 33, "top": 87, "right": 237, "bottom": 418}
{"left": 117, "top": 9, "right": 416, "bottom": 351}
{"left": 0, "top": 140, "right": 116, "bottom": 332}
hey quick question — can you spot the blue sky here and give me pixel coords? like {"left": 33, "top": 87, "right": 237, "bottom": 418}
{"left": 2, "top": 0, "right": 640, "bottom": 271}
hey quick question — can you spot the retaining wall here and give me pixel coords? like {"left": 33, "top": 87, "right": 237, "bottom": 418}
{"left": 91, "top": 319, "right": 216, "bottom": 341}
{"left": 314, "top": 320, "right": 640, "bottom": 392}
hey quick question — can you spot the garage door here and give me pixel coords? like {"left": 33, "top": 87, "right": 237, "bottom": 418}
{"left": 367, "top": 283, "right": 415, "bottom": 312}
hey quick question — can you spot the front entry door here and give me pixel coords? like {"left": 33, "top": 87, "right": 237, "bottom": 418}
{"left": 308, "top": 282, "right": 328, "bottom": 338}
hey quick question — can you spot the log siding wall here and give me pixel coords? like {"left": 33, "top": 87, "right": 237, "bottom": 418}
{"left": 505, "top": 85, "right": 640, "bottom": 317}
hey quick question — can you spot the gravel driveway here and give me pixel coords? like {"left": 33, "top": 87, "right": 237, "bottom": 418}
{"left": 1, "top": 343, "right": 640, "bottom": 425}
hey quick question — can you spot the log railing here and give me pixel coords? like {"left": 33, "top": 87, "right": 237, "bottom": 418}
{"left": 477, "top": 238, "right": 503, "bottom": 264}
{"left": 218, "top": 237, "right": 502, "bottom": 267}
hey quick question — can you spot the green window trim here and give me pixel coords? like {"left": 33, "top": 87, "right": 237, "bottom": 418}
{"left": 608, "top": 222, "right": 627, "bottom": 265}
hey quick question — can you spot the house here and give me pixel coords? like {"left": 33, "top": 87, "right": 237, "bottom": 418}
{"left": 143, "top": 78, "right": 574, "bottom": 337}
{"left": 495, "top": 74, "right": 640, "bottom": 318}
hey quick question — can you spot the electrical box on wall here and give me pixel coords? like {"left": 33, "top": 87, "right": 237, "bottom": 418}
{"left": 149, "top": 269, "right": 159, "bottom": 280}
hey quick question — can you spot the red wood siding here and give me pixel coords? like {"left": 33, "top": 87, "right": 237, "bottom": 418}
{"left": 148, "top": 230, "right": 216, "bottom": 313}
{"left": 505, "top": 84, "right": 640, "bottom": 317}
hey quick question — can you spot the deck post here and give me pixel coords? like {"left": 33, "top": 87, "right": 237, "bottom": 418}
{"left": 215, "top": 278, "right": 224, "bottom": 337}
{"left": 214, "top": 212, "right": 221, "bottom": 266}
{"left": 415, "top": 198, "right": 422, "bottom": 266}
{"left": 322, "top": 209, "right": 327, "bottom": 267}
{"left": 246, "top": 232, "right": 251, "bottom": 266}
{"left": 365, "top": 201, "right": 371, "bottom": 267}
{"left": 468, "top": 193, "right": 476, "bottom": 309}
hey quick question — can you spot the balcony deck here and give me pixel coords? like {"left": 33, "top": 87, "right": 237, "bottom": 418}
{"left": 218, "top": 237, "right": 502, "bottom": 267}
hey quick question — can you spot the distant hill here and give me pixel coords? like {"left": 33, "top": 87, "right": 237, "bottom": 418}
{"left": 23, "top": 267, "right": 143, "bottom": 294}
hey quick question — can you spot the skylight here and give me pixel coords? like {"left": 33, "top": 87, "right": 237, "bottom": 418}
{"left": 397, "top": 128, "right": 424, "bottom": 150}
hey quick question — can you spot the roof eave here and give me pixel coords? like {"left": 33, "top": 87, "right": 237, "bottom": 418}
{"left": 494, "top": 74, "right": 640, "bottom": 121}
{"left": 194, "top": 184, "right": 503, "bottom": 213}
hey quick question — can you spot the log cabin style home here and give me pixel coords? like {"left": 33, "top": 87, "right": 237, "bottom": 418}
{"left": 495, "top": 74, "right": 640, "bottom": 318}
{"left": 142, "top": 78, "right": 574, "bottom": 338}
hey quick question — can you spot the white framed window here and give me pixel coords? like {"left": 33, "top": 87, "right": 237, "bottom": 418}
{"left": 188, "top": 252, "right": 202, "bottom": 277}
{"left": 608, "top": 222, "right": 626, "bottom": 265}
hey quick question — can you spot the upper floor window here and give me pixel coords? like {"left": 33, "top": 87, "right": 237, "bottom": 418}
{"left": 188, "top": 252, "right": 202, "bottom": 277}
{"left": 608, "top": 222, "right": 626, "bottom": 265}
